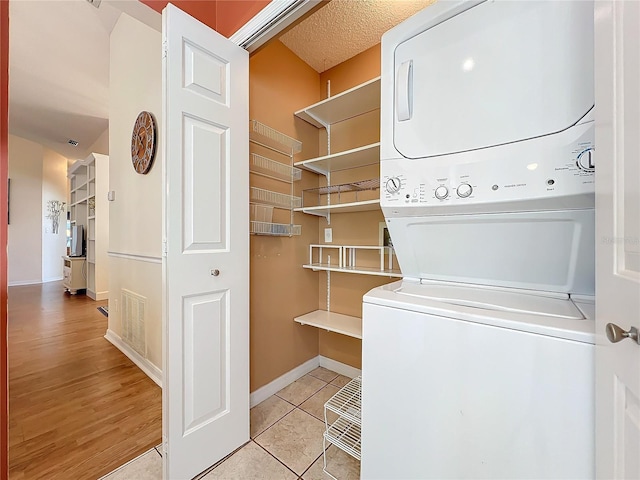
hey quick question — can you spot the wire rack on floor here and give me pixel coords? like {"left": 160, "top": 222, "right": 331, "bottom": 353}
{"left": 323, "top": 376, "right": 362, "bottom": 479}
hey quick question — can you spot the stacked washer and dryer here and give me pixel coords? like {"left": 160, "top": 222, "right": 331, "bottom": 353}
{"left": 362, "top": 1, "right": 596, "bottom": 478}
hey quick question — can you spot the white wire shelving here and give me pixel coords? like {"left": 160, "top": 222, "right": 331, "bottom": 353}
{"left": 249, "top": 120, "right": 302, "bottom": 237}
{"left": 323, "top": 376, "right": 362, "bottom": 479}
{"left": 296, "top": 178, "right": 380, "bottom": 218}
{"left": 303, "top": 244, "right": 401, "bottom": 278}
{"left": 250, "top": 119, "right": 302, "bottom": 156}
{"left": 250, "top": 187, "right": 301, "bottom": 209}
{"left": 250, "top": 221, "right": 302, "bottom": 236}
{"left": 251, "top": 153, "right": 302, "bottom": 183}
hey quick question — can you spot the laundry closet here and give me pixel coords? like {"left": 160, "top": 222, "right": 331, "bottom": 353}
{"left": 247, "top": 21, "right": 406, "bottom": 391}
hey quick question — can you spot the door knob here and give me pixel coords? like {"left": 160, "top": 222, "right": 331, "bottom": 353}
{"left": 605, "top": 323, "right": 639, "bottom": 344}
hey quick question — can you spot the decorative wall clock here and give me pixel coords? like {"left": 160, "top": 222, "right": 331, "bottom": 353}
{"left": 131, "top": 111, "right": 157, "bottom": 174}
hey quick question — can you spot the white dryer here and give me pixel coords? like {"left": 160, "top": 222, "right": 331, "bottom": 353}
{"left": 362, "top": 1, "right": 596, "bottom": 478}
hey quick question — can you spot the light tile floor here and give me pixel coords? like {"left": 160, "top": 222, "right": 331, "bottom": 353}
{"left": 100, "top": 367, "right": 360, "bottom": 480}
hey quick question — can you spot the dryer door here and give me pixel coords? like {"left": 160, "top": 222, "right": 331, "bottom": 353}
{"left": 393, "top": 1, "right": 593, "bottom": 159}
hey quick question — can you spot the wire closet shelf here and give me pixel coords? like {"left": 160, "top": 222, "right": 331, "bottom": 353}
{"left": 249, "top": 120, "right": 302, "bottom": 236}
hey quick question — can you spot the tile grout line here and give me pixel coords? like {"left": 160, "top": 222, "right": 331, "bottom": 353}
{"left": 253, "top": 406, "right": 300, "bottom": 441}
{"left": 253, "top": 378, "right": 339, "bottom": 438}
{"left": 298, "top": 436, "right": 334, "bottom": 479}
{"left": 253, "top": 405, "right": 327, "bottom": 477}
{"left": 248, "top": 370, "right": 342, "bottom": 477}
{"left": 251, "top": 438, "right": 301, "bottom": 478}
{"left": 192, "top": 440, "right": 250, "bottom": 480}
{"left": 275, "top": 377, "right": 330, "bottom": 408}
{"left": 307, "top": 373, "right": 339, "bottom": 383}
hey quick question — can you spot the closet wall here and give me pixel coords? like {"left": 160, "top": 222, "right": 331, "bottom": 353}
{"left": 249, "top": 41, "right": 321, "bottom": 391}
{"left": 314, "top": 44, "right": 394, "bottom": 369}
{"left": 249, "top": 40, "right": 395, "bottom": 388}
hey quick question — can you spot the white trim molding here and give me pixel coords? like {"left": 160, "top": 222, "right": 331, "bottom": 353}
{"left": 108, "top": 251, "right": 162, "bottom": 264}
{"left": 249, "top": 355, "right": 362, "bottom": 408}
{"left": 87, "top": 289, "right": 109, "bottom": 301}
{"left": 319, "top": 355, "right": 362, "bottom": 379}
{"left": 43, "top": 276, "right": 64, "bottom": 283}
{"left": 249, "top": 356, "right": 319, "bottom": 407}
{"left": 8, "top": 279, "right": 43, "bottom": 287}
{"left": 230, "top": 0, "right": 322, "bottom": 52}
{"left": 105, "top": 329, "right": 162, "bottom": 387}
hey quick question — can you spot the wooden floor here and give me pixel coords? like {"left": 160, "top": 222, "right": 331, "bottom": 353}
{"left": 8, "top": 282, "right": 162, "bottom": 480}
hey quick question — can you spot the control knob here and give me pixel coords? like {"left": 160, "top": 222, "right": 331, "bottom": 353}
{"left": 457, "top": 183, "right": 473, "bottom": 198}
{"left": 435, "top": 185, "right": 449, "bottom": 200}
{"left": 386, "top": 177, "right": 402, "bottom": 193}
{"left": 577, "top": 148, "right": 595, "bottom": 171}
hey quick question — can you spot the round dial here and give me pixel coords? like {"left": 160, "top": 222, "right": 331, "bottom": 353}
{"left": 577, "top": 148, "right": 595, "bottom": 171}
{"left": 386, "top": 177, "right": 402, "bottom": 193}
{"left": 131, "top": 111, "right": 157, "bottom": 175}
{"left": 435, "top": 185, "right": 449, "bottom": 200}
{"left": 457, "top": 183, "right": 473, "bottom": 198}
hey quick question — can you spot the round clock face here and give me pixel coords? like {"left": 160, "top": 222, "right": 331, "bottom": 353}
{"left": 131, "top": 111, "right": 157, "bottom": 174}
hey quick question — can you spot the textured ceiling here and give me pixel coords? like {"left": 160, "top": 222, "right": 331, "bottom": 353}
{"left": 280, "top": 0, "right": 435, "bottom": 73}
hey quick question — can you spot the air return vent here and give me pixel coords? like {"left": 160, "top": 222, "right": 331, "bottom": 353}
{"left": 121, "top": 289, "right": 146, "bottom": 357}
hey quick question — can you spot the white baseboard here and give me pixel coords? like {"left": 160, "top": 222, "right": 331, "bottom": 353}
{"left": 319, "top": 355, "right": 362, "bottom": 379}
{"left": 250, "top": 356, "right": 320, "bottom": 408}
{"left": 88, "top": 289, "right": 109, "bottom": 301}
{"left": 8, "top": 279, "right": 42, "bottom": 287}
{"left": 43, "top": 276, "right": 63, "bottom": 283}
{"left": 104, "top": 329, "right": 162, "bottom": 388}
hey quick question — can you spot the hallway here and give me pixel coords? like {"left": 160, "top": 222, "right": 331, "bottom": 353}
{"left": 8, "top": 281, "right": 161, "bottom": 479}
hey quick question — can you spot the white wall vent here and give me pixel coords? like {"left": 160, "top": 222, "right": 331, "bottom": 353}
{"left": 121, "top": 289, "right": 146, "bottom": 357}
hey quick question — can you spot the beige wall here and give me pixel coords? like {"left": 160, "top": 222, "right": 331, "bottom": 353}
{"left": 8, "top": 134, "right": 69, "bottom": 286}
{"left": 41, "top": 148, "right": 69, "bottom": 282}
{"left": 88, "top": 128, "right": 109, "bottom": 155}
{"left": 108, "top": 13, "right": 162, "bottom": 370}
{"left": 109, "top": 14, "right": 162, "bottom": 259}
{"left": 8, "top": 135, "right": 43, "bottom": 285}
{"left": 93, "top": 153, "right": 109, "bottom": 299}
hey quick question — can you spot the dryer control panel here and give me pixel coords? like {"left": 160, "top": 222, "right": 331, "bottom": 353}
{"left": 382, "top": 120, "right": 594, "bottom": 213}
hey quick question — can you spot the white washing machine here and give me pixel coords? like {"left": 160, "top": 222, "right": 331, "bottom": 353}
{"left": 362, "top": 282, "right": 595, "bottom": 479}
{"left": 362, "top": 1, "right": 596, "bottom": 478}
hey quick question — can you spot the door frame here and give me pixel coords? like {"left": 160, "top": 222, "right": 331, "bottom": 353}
{"left": 0, "top": 0, "right": 320, "bottom": 478}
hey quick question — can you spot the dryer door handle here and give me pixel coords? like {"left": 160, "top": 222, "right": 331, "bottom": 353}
{"left": 396, "top": 60, "right": 413, "bottom": 122}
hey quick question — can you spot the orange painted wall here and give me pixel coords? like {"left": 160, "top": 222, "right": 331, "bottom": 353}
{"left": 315, "top": 43, "right": 394, "bottom": 369}
{"left": 248, "top": 40, "right": 321, "bottom": 390}
{"left": 216, "top": 0, "right": 270, "bottom": 38}
{"left": 141, "top": 0, "right": 217, "bottom": 29}
{"left": 140, "top": 0, "right": 269, "bottom": 37}
{"left": 0, "top": 0, "right": 8, "bottom": 475}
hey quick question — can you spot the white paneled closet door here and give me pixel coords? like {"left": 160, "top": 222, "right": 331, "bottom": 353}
{"left": 162, "top": 4, "right": 249, "bottom": 479}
